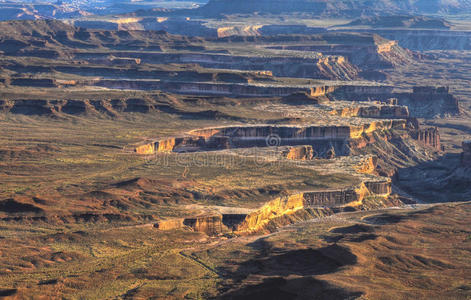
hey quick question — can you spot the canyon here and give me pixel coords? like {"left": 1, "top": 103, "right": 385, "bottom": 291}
{"left": 0, "top": 6, "right": 470, "bottom": 300}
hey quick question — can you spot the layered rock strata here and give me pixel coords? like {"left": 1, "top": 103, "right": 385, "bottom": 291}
{"left": 332, "top": 86, "right": 460, "bottom": 117}
{"left": 410, "top": 127, "right": 441, "bottom": 151}
{"left": 329, "top": 102, "right": 409, "bottom": 119}
{"left": 76, "top": 51, "right": 358, "bottom": 80}
{"left": 282, "top": 145, "right": 314, "bottom": 160}
{"left": 461, "top": 141, "right": 471, "bottom": 167}
{"left": 237, "top": 179, "right": 391, "bottom": 233}
{"left": 154, "top": 213, "right": 250, "bottom": 235}
{"left": 154, "top": 215, "right": 226, "bottom": 235}
{"left": 135, "top": 121, "right": 407, "bottom": 155}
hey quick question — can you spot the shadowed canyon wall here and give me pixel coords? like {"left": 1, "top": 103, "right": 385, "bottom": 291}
{"left": 462, "top": 141, "right": 471, "bottom": 167}
{"left": 135, "top": 121, "right": 407, "bottom": 156}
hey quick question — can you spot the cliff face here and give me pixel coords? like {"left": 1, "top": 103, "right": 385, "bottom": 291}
{"left": 237, "top": 179, "right": 391, "bottom": 233}
{"left": 183, "top": 215, "right": 226, "bottom": 235}
{"left": 411, "top": 127, "right": 441, "bottom": 151}
{"left": 403, "top": 87, "right": 460, "bottom": 117}
{"left": 0, "top": 98, "right": 155, "bottom": 116}
{"left": 272, "top": 39, "right": 413, "bottom": 70}
{"left": 96, "top": 80, "right": 335, "bottom": 97}
{"left": 83, "top": 51, "right": 358, "bottom": 81}
{"left": 358, "top": 29, "right": 471, "bottom": 51}
{"left": 135, "top": 143, "right": 156, "bottom": 155}
{"left": 354, "top": 156, "right": 378, "bottom": 174}
{"left": 237, "top": 193, "right": 305, "bottom": 233}
{"left": 344, "top": 16, "right": 451, "bottom": 29}
{"left": 283, "top": 145, "right": 314, "bottom": 160}
{"left": 154, "top": 215, "right": 228, "bottom": 235}
{"left": 216, "top": 24, "right": 325, "bottom": 38}
{"left": 189, "top": 122, "right": 406, "bottom": 141}
{"left": 461, "top": 141, "right": 471, "bottom": 167}
{"left": 332, "top": 85, "right": 460, "bottom": 118}
{"left": 135, "top": 121, "right": 407, "bottom": 156}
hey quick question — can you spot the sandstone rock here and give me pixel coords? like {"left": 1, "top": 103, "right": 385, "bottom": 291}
{"left": 331, "top": 85, "right": 460, "bottom": 118}
{"left": 237, "top": 179, "right": 391, "bottom": 233}
{"left": 136, "top": 120, "right": 407, "bottom": 156}
{"left": 135, "top": 143, "right": 156, "bottom": 155}
{"left": 283, "top": 145, "right": 314, "bottom": 160}
{"left": 154, "top": 218, "right": 185, "bottom": 230}
{"left": 155, "top": 215, "right": 228, "bottom": 235}
{"left": 411, "top": 127, "right": 441, "bottom": 151}
{"left": 282, "top": 91, "right": 327, "bottom": 104}
{"left": 461, "top": 141, "right": 471, "bottom": 167}
{"left": 183, "top": 215, "right": 227, "bottom": 235}
{"left": 354, "top": 156, "right": 378, "bottom": 174}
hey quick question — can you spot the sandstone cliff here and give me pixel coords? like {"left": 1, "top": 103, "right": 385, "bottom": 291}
{"left": 332, "top": 85, "right": 460, "bottom": 118}
{"left": 329, "top": 102, "right": 409, "bottom": 119}
{"left": 283, "top": 145, "right": 314, "bottom": 160}
{"left": 154, "top": 215, "right": 228, "bottom": 235}
{"left": 237, "top": 179, "right": 391, "bottom": 233}
{"left": 411, "top": 127, "right": 441, "bottom": 151}
{"left": 134, "top": 121, "right": 407, "bottom": 156}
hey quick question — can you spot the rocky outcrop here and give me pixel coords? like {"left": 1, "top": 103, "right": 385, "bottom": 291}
{"left": 364, "top": 180, "right": 392, "bottom": 195}
{"left": 330, "top": 102, "right": 409, "bottom": 119}
{"left": 332, "top": 85, "right": 460, "bottom": 118}
{"left": 283, "top": 145, "right": 314, "bottom": 160}
{"left": 183, "top": 215, "right": 226, "bottom": 235}
{"left": 237, "top": 193, "right": 305, "bottom": 233}
{"left": 216, "top": 24, "right": 327, "bottom": 38}
{"left": 153, "top": 218, "right": 185, "bottom": 230}
{"left": 189, "top": 121, "right": 406, "bottom": 141}
{"left": 343, "top": 16, "right": 451, "bottom": 29}
{"left": 349, "top": 29, "right": 471, "bottom": 51}
{"left": 0, "top": 98, "right": 159, "bottom": 116}
{"left": 282, "top": 91, "right": 329, "bottom": 104}
{"left": 237, "top": 179, "right": 391, "bottom": 233}
{"left": 135, "top": 121, "right": 407, "bottom": 155}
{"left": 135, "top": 143, "right": 156, "bottom": 155}
{"left": 408, "top": 86, "right": 461, "bottom": 117}
{"left": 10, "top": 78, "right": 57, "bottom": 88}
{"left": 95, "top": 80, "right": 334, "bottom": 97}
{"left": 198, "top": 0, "right": 471, "bottom": 17}
{"left": 79, "top": 51, "right": 359, "bottom": 81}
{"left": 269, "top": 39, "right": 413, "bottom": 69}
{"left": 154, "top": 214, "right": 236, "bottom": 235}
{"left": 411, "top": 127, "right": 441, "bottom": 151}
{"left": 354, "top": 156, "right": 378, "bottom": 174}
{"left": 461, "top": 141, "right": 471, "bottom": 167}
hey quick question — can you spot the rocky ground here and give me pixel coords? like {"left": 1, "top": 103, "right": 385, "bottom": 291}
{"left": 0, "top": 11, "right": 470, "bottom": 299}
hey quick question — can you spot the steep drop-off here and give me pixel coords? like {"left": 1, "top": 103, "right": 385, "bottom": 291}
{"left": 237, "top": 179, "right": 392, "bottom": 233}
{"left": 135, "top": 121, "right": 407, "bottom": 155}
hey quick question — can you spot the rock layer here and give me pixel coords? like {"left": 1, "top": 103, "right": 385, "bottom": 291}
{"left": 237, "top": 179, "right": 391, "bottom": 233}
{"left": 154, "top": 215, "right": 229, "bottom": 235}
{"left": 411, "top": 127, "right": 441, "bottom": 151}
{"left": 461, "top": 141, "right": 471, "bottom": 167}
{"left": 134, "top": 121, "right": 407, "bottom": 155}
{"left": 283, "top": 145, "right": 315, "bottom": 160}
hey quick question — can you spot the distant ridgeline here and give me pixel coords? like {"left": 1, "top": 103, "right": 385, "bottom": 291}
{"left": 198, "top": 0, "right": 471, "bottom": 16}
